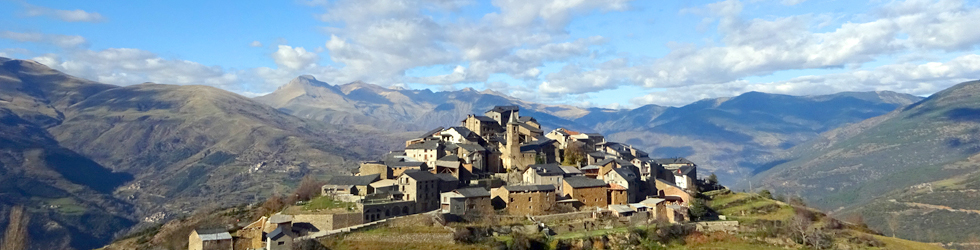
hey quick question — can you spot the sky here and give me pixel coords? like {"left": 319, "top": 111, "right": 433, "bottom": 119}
{"left": 1, "top": 0, "right": 979, "bottom": 108}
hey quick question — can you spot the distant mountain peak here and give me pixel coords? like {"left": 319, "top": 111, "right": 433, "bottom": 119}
{"left": 284, "top": 75, "right": 333, "bottom": 89}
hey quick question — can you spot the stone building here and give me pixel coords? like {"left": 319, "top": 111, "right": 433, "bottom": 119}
{"left": 397, "top": 170, "right": 441, "bottom": 212}
{"left": 561, "top": 176, "right": 608, "bottom": 209}
{"left": 188, "top": 228, "right": 232, "bottom": 250}
{"left": 491, "top": 185, "right": 556, "bottom": 215}
{"left": 441, "top": 187, "right": 492, "bottom": 216}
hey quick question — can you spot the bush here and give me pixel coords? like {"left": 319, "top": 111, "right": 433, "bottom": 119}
{"left": 688, "top": 198, "right": 709, "bottom": 221}
{"left": 647, "top": 223, "right": 693, "bottom": 245}
{"left": 758, "top": 189, "right": 773, "bottom": 199}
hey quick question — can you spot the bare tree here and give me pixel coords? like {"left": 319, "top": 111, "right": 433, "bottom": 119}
{"left": 292, "top": 175, "right": 324, "bottom": 202}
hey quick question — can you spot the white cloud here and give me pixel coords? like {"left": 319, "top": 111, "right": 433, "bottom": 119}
{"left": 539, "top": 0, "right": 980, "bottom": 102}
{"left": 271, "top": 45, "right": 320, "bottom": 70}
{"left": 0, "top": 31, "right": 89, "bottom": 49}
{"left": 630, "top": 54, "right": 980, "bottom": 106}
{"left": 23, "top": 4, "right": 105, "bottom": 22}
{"left": 250, "top": 41, "right": 263, "bottom": 47}
{"left": 34, "top": 48, "right": 240, "bottom": 88}
{"left": 304, "top": 0, "right": 628, "bottom": 87}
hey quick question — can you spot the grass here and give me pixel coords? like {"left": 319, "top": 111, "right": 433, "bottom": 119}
{"left": 289, "top": 196, "right": 357, "bottom": 214}
{"left": 552, "top": 225, "right": 653, "bottom": 240}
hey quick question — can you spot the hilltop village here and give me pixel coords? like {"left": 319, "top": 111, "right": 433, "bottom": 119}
{"left": 189, "top": 106, "right": 704, "bottom": 250}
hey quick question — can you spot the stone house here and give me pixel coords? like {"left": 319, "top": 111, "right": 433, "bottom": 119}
{"left": 485, "top": 105, "right": 520, "bottom": 126}
{"left": 456, "top": 143, "right": 488, "bottom": 174}
{"left": 608, "top": 204, "right": 635, "bottom": 217}
{"left": 654, "top": 157, "right": 696, "bottom": 180}
{"left": 188, "top": 228, "right": 232, "bottom": 250}
{"left": 440, "top": 126, "right": 484, "bottom": 144}
{"left": 561, "top": 176, "right": 608, "bottom": 209}
{"left": 397, "top": 170, "right": 441, "bottom": 212}
{"left": 672, "top": 165, "right": 697, "bottom": 190}
{"left": 581, "top": 165, "right": 600, "bottom": 178}
{"left": 358, "top": 161, "right": 393, "bottom": 180}
{"left": 435, "top": 173, "right": 459, "bottom": 192}
{"left": 405, "top": 127, "right": 445, "bottom": 147}
{"left": 491, "top": 185, "right": 556, "bottom": 215}
{"left": 608, "top": 183, "right": 629, "bottom": 205}
{"left": 321, "top": 174, "right": 380, "bottom": 196}
{"left": 522, "top": 163, "right": 565, "bottom": 190}
{"left": 462, "top": 115, "right": 502, "bottom": 137}
{"left": 441, "top": 187, "right": 493, "bottom": 216}
{"left": 639, "top": 198, "right": 668, "bottom": 222}
{"left": 406, "top": 140, "right": 445, "bottom": 170}
{"left": 654, "top": 179, "right": 693, "bottom": 206}
{"left": 266, "top": 215, "right": 297, "bottom": 250}
{"left": 603, "top": 167, "right": 642, "bottom": 203}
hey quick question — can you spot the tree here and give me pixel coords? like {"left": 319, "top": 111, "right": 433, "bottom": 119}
{"left": 758, "top": 189, "right": 773, "bottom": 199}
{"left": 707, "top": 173, "right": 718, "bottom": 186}
{"left": 257, "top": 194, "right": 287, "bottom": 217}
{"left": 562, "top": 141, "right": 586, "bottom": 166}
{"left": 687, "top": 198, "right": 708, "bottom": 221}
{"left": 292, "top": 175, "right": 324, "bottom": 202}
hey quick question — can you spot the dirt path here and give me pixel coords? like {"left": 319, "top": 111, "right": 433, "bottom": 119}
{"left": 888, "top": 199, "right": 980, "bottom": 215}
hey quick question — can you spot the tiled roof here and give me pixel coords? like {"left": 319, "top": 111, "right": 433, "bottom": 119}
{"left": 435, "top": 173, "right": 458, "bottom": 182}
{"left": 415, "top": 126, "right": 445, "bottom": 139}
{"left": 609, "top": 204, "right": 634, "bottom": 213}
{"left": 564, "top": 176, "right": 607, "bottom": 188}
{"left": 326, "top": 174, "right": 380, "bottom": 186}
{"left": 406, "top": 140, "right": 442, "bottom": 150}
{"left": 505, "top": 184, "right": 555, "bottom": 192}
{"left": 268, "top": 214, "right": 293, "bottom": 224}
{"left": 652, "top": 157, "right": 695, "bottom": 165}
{"left": 457, "top": 143, "right": 486, "bottom": 152}
{"left": 560, "top": 166, "right": 583, "bottom": 175}
{"left": 455, "top": 187, "right": 491, "bottom": 197}
{"left": 488, "top": 105, "right": 519, "bottom": 113}
{"left": 403, "top": 170, "right": 440, "bottom": 182}
{"left": 195, "top": 228, "right": 232, "bottom": 241}
{"left": 612, "top": 168, "right": 639, "bottom": 182}
{"left": 527, "top": 163, "right": 564, "bottom": 176}
{"left": 608, "top": 183, "right": 627, "bottom": 190}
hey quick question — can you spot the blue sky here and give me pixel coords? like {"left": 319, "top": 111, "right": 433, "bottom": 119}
{"left": 2, "top": 0, "right": 979, "bottom": 108}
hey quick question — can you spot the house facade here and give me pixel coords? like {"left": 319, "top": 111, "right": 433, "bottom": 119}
{"left": 188, "top": 228, "right": 232, "bottom": 250}
{"left": 491, "top": 185, "right": 556, "bottom": 215}
{"left": 398, "top": 171, "right": 441, "bottom": 212}
{"left": 562, "top": 176, "right": 608, "bottom": 208}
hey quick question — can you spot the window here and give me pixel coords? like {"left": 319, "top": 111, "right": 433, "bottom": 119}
{"left": 278, "top": 241, "right": 285, "bottom": 245}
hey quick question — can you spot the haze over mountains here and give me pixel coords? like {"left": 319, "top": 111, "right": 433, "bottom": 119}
{"left": 257, "top": 75, "right": 923, "bottom": 184}
{"left": 3, "top": 56, "right": 970, "bottom": 249}
{"left": 754, "top": 80, "right": 980, "bottom": 246}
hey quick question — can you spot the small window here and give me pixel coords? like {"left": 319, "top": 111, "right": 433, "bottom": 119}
{"left": 278, "top": 241, "right": 285, "bottom": 245}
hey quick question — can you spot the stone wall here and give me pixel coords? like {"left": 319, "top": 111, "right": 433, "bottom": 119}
{"left": 533, "top": 211, "right": 596, "bottom": 223}
{"left": 292, "top": 213, "right": 364, "bottom": 232}
{"left": 694, "top": 221, "right": 739, "bottom": 232}
{"left": 361, "top": 200, "right": 416, "bottom": 222}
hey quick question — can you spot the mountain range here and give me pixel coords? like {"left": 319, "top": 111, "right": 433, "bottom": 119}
{"left": 256, "top": 75, "right": 922, "bottom": 185}
{"left": 0, "top": 56, "right": 958, "bottom": 248}
{"left": 753, "top": 80, "right": 980, "bottom": 246}
{"left": 0, "top": 58, "right": 400, "bottom": 249}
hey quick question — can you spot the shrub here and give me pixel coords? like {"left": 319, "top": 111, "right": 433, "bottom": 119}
{"left": 758, "top": 189, "right": 773, "bottom": 199}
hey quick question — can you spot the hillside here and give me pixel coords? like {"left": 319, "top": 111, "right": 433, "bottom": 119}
{"left": 257, "top": 77, "right": 921, "bottom": 185}
{"left": 100, "top": 189, "right": 945, "bottom": 250}
{"left": 753, "top": 80, "right": 980, "bottom": 246}
{"left": 0, "top": 58, "right": 400, "bottom": 249}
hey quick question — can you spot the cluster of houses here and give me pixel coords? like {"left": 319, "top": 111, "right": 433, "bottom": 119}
{"left": 190, "top": 105, "right": 700, "bottom": 250}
